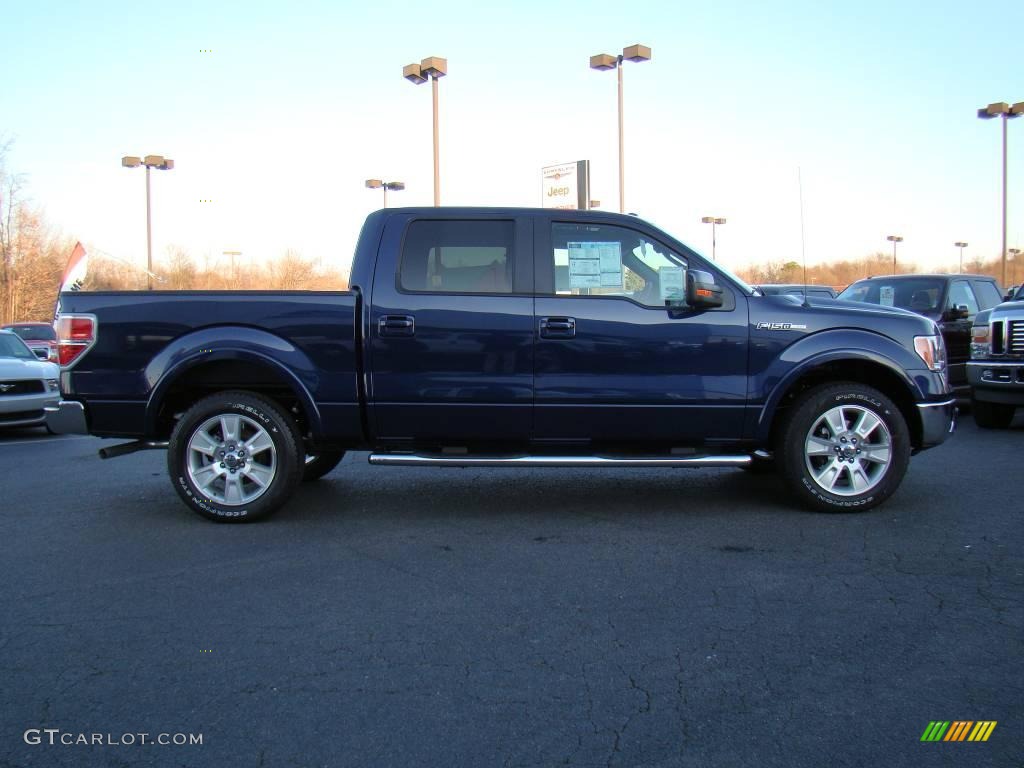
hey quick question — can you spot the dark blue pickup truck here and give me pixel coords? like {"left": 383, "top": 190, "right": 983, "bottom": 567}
{"left": 47, "top": 208, "right": 956, "bottom": 521}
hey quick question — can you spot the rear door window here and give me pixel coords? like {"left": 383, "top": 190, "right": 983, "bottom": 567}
{"left": 400, "top": 220, "right": 515, "bottom": 294}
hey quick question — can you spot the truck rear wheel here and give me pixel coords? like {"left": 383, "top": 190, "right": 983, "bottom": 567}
{"left": 971, "top": 398, "right": 1015, "bottom": 429}
{"left": 302, "top": 450, "right": 346, "bottom": 481}
{"left": 168, "top": 391, "right": 303, "bottom": 522}
{"left": 777, "top": 382, "right": 910, "bottom": 513}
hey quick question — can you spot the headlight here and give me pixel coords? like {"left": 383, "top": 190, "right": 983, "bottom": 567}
{"left": 914, "top": 334, "right": 946, "bottom": 372}
{"left": 46, "top": 379, "right": 59, "bottom": 392}
{"left": 970, "top": 325, "right": 991, "bottom": 359}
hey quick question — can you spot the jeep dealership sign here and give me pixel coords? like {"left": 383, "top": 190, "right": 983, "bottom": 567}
{"left": 541, "top": 161, "right": 590, "bottom": 210}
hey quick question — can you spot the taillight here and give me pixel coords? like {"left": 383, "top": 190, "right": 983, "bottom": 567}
{"left": 54, "top": 314, "right": 97, "bottom": 368}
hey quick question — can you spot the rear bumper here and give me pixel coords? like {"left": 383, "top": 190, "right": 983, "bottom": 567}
{"left": 44, "top": 400, "right": 89, "bottom": 434}
{"left": 916, "top": 397, "right": 956, "bottom": 449}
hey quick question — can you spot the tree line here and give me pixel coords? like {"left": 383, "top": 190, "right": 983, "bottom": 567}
{"left": 737, "top": 252, "right": 1013, "bottom": 290}
{"left": 1, "top": 143, "right": 1015, "bottom": 325}
{"left": 1, "top": 142, "right": 348, "bottom": 324}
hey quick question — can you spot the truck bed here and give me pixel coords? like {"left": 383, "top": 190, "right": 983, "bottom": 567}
{"left": 57, "top": 290, "right": 362, "bottom": 441}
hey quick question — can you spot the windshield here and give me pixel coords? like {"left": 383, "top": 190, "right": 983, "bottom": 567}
{"left": 3, "top": 324, "right": 56, "bottom": 341}
{"left": 0, "top": 333, "right": 36, "bottom": 359}
{"left": 838, "top": 278, "right": 945, "bottom": 313}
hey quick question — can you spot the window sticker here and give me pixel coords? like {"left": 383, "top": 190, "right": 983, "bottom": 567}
{"left": 879, "top": 285, "right": 895, "bottom": 307}
{"left": 568, "top": 241, "right": 622, "bottom": 289}
{"left": 659, "top": 266, "right": 685, "bottom": 301}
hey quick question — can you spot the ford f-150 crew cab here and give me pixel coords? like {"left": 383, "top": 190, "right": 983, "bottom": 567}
{"left": 46, "top": 208, "right": 956, "bottom": 521}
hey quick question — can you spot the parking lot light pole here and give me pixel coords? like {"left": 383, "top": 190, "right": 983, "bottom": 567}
{"left": 122, "top": 154, "right": 174, "bottom": 290}
{"left": 222, "top": 250, "right": 242, "bottom": 282}
{"left": 977, "top": 101, "right": 1024, "bottom": 287}
{"left": 365, "top": 179, "right": 406, "bottom": 208}
{"left": 701, "top": 216, "right": 726, "bottom": 261}
{"left": 954, "top": 241, "right": 968, "bottom": 274}
{"left": 590, "top": 44, "right": 652, "bottom": 214}
{"left": 887, "top": 235, "right": 903, "bottom": 275}
{"left": 403, "top": 57, "right": 446, "bottom": 206}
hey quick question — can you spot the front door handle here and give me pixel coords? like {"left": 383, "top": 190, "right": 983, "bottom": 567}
{"left": 540, "top": 316, "right": 576, "bottom": 339}
{"left": 379, "top": 315, "right": 416, "bottom": 337}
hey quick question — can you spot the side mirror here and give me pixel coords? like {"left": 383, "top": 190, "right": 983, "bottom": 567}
{"left": 1005, "top": 286, "right": 1019, "bottom": 301}
{"left": 686, "top": 269, "right": 724, "bottom": 309}
{"left": 944, "top": 303, "right": 969, "bottom": 321}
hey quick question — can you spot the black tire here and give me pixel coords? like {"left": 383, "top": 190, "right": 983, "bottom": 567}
{"left": 777, "top": 382, "right": 910, "bottom": 513}
{"left": 167, "top": 391, "right": 303, "bottom": 522}
{"left": 302, "top": 450, "right": 345, "bottom": 481}
{"left": 971, "top": 398, "right": 1015, "bottom": 429}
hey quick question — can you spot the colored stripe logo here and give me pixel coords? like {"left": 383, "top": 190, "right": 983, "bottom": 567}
{"left": 920, "top": 721, "right": 997, "bottom": 742}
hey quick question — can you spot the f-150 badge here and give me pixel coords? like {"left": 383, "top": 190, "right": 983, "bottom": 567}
{"left": 756, "top": 322, "right": 808, "bottom": 331}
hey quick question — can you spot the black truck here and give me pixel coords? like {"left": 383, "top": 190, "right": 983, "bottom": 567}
{"left": 968, "top": 286, "right": 1024, "bottom": 427}
{"left": 46, "top": 208, "right": 956, "bottom": 521}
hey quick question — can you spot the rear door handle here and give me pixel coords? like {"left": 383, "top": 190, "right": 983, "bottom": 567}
{"left": 540, "top": 316, "right": 576, "bottom": 339}
{"left": 379, "top": 315, "right": 416, "bottom": 337}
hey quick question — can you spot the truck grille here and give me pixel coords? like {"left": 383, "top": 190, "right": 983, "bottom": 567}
{"left": 0, "top": 380, "right": 45, "bottom": 396}
{"left": 1008, "top": 320, "right": 1024, "bottom": 355}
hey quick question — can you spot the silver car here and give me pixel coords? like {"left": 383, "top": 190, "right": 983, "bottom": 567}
{"left": 0, "top": 330, "right": 61, "bottom": 429}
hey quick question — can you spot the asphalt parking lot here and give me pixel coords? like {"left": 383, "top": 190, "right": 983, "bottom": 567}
{"left": 1, "top": 416, "right": 1021, "bottom": 768}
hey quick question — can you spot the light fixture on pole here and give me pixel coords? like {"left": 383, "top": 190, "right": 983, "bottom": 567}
{"left": 121, "top": 154, "right": 174, "bottom": 290}
{"left": 977, "top": 101, "right": 1024, "bottom": 287}
{"left": 954, "top": 241, "right": 968, "bottom": 274}
{"left": 701, "top": 216, "right": 726, "bottom": 261}
{"left": 590, "top": 44, "right": 652, "bottom": 214}
{"left": 365, "top": 179, "right": 406, "bottom": 208}
{"left": 887, "top": 235, "right": 903, "bottom": 274}
{"left": 403, "top": 56, "right": 447, "bottom": 206}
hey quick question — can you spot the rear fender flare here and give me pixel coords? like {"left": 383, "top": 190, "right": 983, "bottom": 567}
{"left": 143, "top": 327, "right": 321, "bottom": 438}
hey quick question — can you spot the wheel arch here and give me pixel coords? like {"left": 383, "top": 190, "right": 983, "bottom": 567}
{"left": 145, "top": 347, "right": 321, "bottom": 442}
{"left": 757, "top": 354, "right": 924, "bottom": 449}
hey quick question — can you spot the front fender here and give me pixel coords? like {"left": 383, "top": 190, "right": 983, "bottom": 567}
{"left": 143, "top": 326, "right": 322, "bottom": 438}
{"left": 752, "top": 329, "right": 930, "bottom": 442}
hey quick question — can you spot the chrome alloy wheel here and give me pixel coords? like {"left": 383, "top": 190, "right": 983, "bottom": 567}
{"left": 803, "top": 404, "right": 892, "bottom": 496}
{"left": 186, "top": 414, "right": 277, "bottom": 506}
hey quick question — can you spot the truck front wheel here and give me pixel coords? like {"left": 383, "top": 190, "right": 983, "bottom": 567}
{"left": 777, "top": 382, "right": 910, "bottom": 513}
{"left": 167, "top": 391, "right": 303, "bottom": 522}
{"left": 971, "top": 398, "right": 1015, "bottom": 429}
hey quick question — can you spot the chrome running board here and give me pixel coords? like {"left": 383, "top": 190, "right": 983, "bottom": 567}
{"left": 368, "top": 453, "right": 752, "bottom": 468}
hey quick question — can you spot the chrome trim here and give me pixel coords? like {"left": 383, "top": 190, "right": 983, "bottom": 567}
{"left": 966, "top": 361, "right": 1023, "bottom": 367}
{"left": 44, "top": 400, "right": 88, "bottom": 434}
{"left": 915, "top": 398, "right": 956, "bottom": 409}
{"left": 368, "top": 453, "right": 752, "bottom": 468}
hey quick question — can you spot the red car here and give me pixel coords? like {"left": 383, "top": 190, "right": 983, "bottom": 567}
{"left": 2, "top": 322, "right": 58, "bottom": 362}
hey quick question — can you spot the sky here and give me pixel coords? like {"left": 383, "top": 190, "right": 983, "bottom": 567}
{"left": 3, "top": 0, "right": 1023, "bottom": 280}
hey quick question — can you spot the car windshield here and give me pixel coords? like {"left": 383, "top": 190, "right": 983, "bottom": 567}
{"left": 3, "top": 324, "right": 56, "bottom": 341}
{"left": 0, "top": 334, "right": 36, "bottom": 359}
{"left": 838, "top": 278, "right": 945, "bottom": 313}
